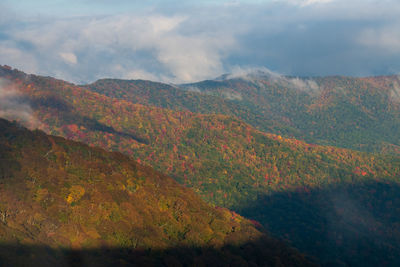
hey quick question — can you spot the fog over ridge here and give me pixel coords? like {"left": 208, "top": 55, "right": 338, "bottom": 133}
{"left": 0, "top": 78, "right": 38, "bottom": 128}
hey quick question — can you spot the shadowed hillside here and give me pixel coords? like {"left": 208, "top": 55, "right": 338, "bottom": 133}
{"left": 0, "top": 238, "right": 317, "bottom": 267}
{"left": 240, "top": 181, "right": 400, "bottom": 266}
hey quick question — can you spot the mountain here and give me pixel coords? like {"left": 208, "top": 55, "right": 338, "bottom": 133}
{"left": 82, "top": 71, "right": 400, "bottom": 155}
{"left": 0, "top": 118, "right": 313, "bottom": 266}
{"left": 182, "top": 73, "right": 400, "bottom": 154}
{"left": 83, "top": 78, "right": 284, "bottom": 134}
{"left": 2, "top": 65, "right": 400, "bottom": 265}
{"left": 2, "top": 66, "right": 399, "bottom": 207}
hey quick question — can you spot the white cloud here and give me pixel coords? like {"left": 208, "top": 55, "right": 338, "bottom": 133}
{"left": 0, "top": 43, "right": 38, "bottom": 74}
{"left": 226, "top": 66, "right": 320, "bottom": 92}
{"left": 226, "top": 66, "right": 282, "bottom": 80}
{"left": 1, "top": 0, "right": 400, "bottom": 83}
{"left": 149, "top": 15, "right": 186, "bottom": 33}
{"left": 287, "top": 77, "right": 320, "bottom": 92}
{"left": 59, "top": 52, "right": 78, "bottom": 64}
{"left": 1, "top": 14, "right": 235, "bottom": 83}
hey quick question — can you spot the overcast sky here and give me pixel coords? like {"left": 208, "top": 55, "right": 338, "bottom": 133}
{"left": 1, "top": 0, "right": 399, "bottom": 83}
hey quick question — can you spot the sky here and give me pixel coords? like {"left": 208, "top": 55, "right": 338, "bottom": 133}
{"left": 1, "top": 0, "right": 400, "bottom": 84}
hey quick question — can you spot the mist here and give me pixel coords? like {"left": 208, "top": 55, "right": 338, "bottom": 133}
{"left": 225, "top": 67, "right": 321, "bottom": 93}
{"left": 0, "top": 78, "right": 38, "bottom": 128}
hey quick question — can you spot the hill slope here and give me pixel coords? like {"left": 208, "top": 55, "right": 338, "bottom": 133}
{"left": 77, "top": 72, "right": 400, "bottom": 155}
{"left": 83, "top": 78, "right": 284, "bottom": 134}
{"left": 0, "top": 118, "right": 313, "bottom": 266}
{"left": 183, "top": 73, "right": 400, "bottom": 154}
{"left": 1, "top": 66, "right": 399, "bottom": 209}
{"left": 2, "top": 65, "right": 400, "bottom": 265}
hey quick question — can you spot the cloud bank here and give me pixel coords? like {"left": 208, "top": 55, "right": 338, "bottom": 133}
{"left": 0, "top": 0, "right": 399, "bottom": 83}
{"left": 0, "top": 14, "right": 235, "bottom": 83}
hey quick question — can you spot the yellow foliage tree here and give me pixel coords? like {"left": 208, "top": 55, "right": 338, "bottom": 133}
{"left": 67, "top": 185, "right": 85, "bottom": 204}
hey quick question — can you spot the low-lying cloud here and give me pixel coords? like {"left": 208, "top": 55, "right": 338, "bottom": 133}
{"left": 226, "top": 66, "right": 320, "bottom": 93}
{"left": 225, "top": 66, "right": 282, "bottom": 81}
{"left": 0, "top": 78, "right": 38, "bottom": 128}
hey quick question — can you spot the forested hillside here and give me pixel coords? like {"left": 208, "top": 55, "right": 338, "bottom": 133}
{"left": 183, "top": 73, "right": 400, "bottom": 154}
{"left": 0, "top": 118, "right": 313, "bottom": 266}
{"left": 2, "top": 65, "right": 400, "bottom": 265}
{"left": 83, "top": 72, "right": 400, "bottom": 155}
{"left": 84, "top": 78, "right": 284, "bottom": 134}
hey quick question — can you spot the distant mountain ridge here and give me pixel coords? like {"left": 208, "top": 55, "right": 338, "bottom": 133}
{"left": 182, "top": 72, "right": 400, "bottom": 154}
{"left": 82, "top": 68, "right": 400, "bottom": 154}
